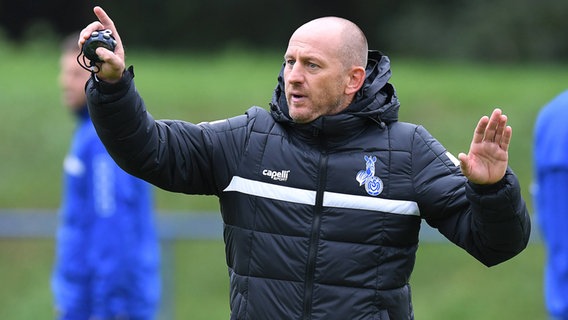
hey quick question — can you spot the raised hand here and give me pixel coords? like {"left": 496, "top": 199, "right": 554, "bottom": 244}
{"left": 458, "top": 108, "right": 511, "bottom": 185}
{"left": 78, "top": 6, "right": 126, "bottom": 83}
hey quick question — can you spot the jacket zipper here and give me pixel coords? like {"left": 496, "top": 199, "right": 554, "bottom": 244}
{"left": 302, "top": 152, "right": 328, "bottom": 320}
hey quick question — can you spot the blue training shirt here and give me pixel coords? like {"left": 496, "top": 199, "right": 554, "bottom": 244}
{"left": 52, "top": 107, "right": 161, "bottom": 319}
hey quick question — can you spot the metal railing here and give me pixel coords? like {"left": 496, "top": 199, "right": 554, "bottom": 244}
{"left": 0, "top": 209, "right": 539, "bottom": 319}
{"left": 0, "top": 209, "right": 222, "bottom": 320}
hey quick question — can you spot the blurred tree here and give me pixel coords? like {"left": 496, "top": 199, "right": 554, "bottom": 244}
{"left": 0, "top": 0, "right": 91, "bottom": 40}
{"left": 1, "top": 0, "right": 567, "bottom": 62}
{"left": 380, "top": 0, "right": 568, "bottom": 62}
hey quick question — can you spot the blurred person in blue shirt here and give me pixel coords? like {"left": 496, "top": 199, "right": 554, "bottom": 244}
{"left": 51, "top": 33, "right": 161, "bottom": 320}
{"left": 534, "top": 91, "right": 568, "bottom": 320}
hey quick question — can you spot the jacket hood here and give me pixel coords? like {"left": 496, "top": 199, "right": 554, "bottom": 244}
{"left": 269, "top": 50, "right": 400, "bottom": 135}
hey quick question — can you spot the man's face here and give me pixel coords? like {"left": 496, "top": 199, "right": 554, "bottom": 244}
{"left": 59, "top": 52, "right": 90, "bottom": 111}
{"left": 283, "top": 30, "right": 351, "bottom": 124}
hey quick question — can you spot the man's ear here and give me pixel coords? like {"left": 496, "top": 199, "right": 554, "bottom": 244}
{"left": 345, "top": 66, "right": 366, "bottom": 95}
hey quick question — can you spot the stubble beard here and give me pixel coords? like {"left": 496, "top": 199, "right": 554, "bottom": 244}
{"left": 288, "top": 96, "right": 348, "bottom": 124}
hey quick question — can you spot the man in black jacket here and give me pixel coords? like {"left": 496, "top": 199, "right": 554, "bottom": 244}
{"left": 80, "top": 6, "right": 531, "bottom": 319}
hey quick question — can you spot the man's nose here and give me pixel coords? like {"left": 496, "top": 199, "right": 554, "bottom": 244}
{"left": 286, "top": 64, "right": 304, "bottom": 84}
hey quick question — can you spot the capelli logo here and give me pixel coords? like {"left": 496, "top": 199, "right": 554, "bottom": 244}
{"left": 262, "top": 169, "right": 290, "bottom": 182}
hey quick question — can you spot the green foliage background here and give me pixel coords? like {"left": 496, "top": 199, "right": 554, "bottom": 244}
{"left": 6, "top": 1, "right": 568, "bottom": 62}
{"left": 0, "top": 39, "right": 563, "bottom": 318}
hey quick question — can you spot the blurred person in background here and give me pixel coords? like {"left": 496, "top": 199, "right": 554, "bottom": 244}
{"left": 51, "top": 33, "right": 161, "bottom": 320}
{"left": 79, "top": 7, "right": 531, "bottom": 319}
{"left": 534, "top": 91, "right": 568, "bottom": 320}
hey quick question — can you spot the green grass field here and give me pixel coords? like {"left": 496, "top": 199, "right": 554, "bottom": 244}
{"left": 1, "top": 39, "right": 564, "bottom": 319}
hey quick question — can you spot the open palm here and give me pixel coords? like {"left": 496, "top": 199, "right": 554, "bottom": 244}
{"left": 458, "top": 108, "right": 511, "bottom": 185}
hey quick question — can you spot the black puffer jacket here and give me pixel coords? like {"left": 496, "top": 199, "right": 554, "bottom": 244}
{"left": 87, "top": 51, "right": 531, "bottom": 320}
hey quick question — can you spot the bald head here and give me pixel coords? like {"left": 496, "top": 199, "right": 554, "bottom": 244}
{"left": 291, "top": 17, "right": 368, "bottom": 70}
{"left": 283, "top": 17, "right": 369, "bottom": 123}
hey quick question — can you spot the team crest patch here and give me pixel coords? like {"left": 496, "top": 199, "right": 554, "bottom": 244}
{"left": 356, "top": 155, "right": 384, "bottom": 196}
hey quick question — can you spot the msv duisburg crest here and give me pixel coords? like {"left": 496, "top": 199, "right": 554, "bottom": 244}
{"left": 356, "top": 155, "right": 384, "bottom": 196}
